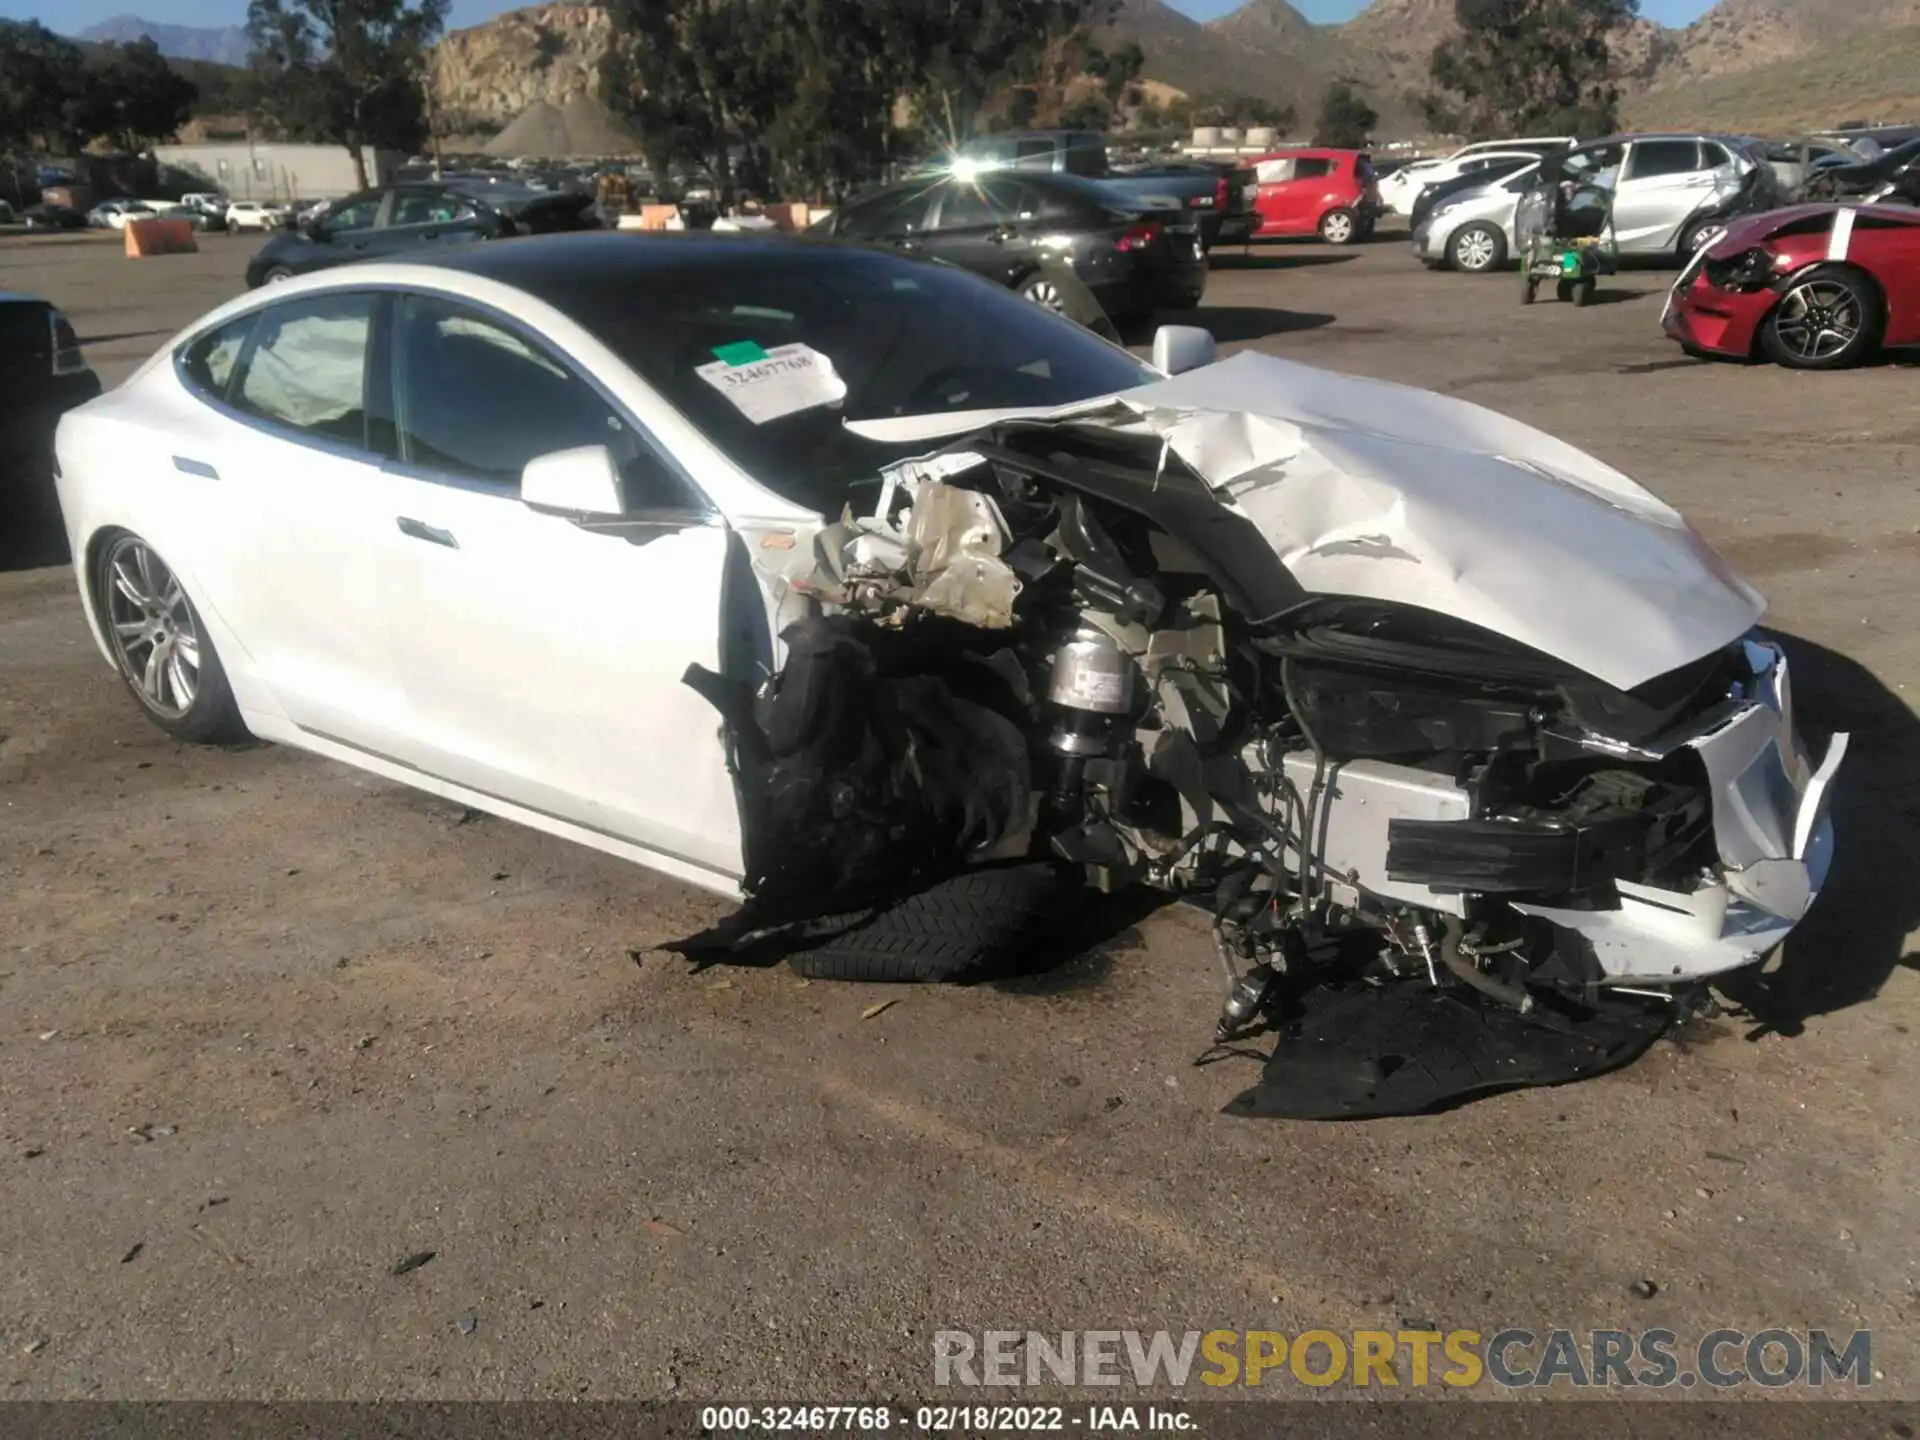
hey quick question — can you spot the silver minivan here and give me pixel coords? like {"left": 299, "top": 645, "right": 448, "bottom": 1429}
{"left": 1412, "top": 133, "right": 1775, "bottom": 272}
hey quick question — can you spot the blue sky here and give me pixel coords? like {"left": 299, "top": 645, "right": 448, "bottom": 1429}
{"left": 2, "top": 0, "right": 1719, "bottom": 36}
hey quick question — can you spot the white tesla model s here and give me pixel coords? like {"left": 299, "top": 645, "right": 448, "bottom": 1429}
{"left": 55, "top": 233, "right": 1844, "bottom": 1115}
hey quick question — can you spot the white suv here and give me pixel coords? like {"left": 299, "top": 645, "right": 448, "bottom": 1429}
{"left": 225, "top": 200, "right": 291, "bottom": 231}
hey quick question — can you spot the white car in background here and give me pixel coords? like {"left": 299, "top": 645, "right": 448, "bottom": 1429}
{"left": 87, "top": 200, "right": 158, "bottom": 230}
{"left": 1378, "top": 136, "right": 1577, "bottom": 215}
{"left": 226, "top": 200, "right": 292, "bottom": 231}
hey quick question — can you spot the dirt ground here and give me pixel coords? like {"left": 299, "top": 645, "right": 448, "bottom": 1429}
{"left": 1, "top": 228, "right": 1915, "bottom": 1405}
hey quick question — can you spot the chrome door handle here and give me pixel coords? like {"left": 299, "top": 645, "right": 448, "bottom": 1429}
{"left": 396, "top": 517, "right": 457, "bottom": 549}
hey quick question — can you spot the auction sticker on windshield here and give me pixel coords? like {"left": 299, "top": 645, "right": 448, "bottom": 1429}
{"left": 696, "top": 342, "right": 847, "bottom": 424}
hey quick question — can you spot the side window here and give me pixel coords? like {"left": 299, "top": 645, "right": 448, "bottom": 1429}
{"left": 834, "top": 188, "right": 934, "bottom": 240}
{"left": 390, "top": 294, "right": 687, "bottom": 508}
{"left": 392, "top": 193, "right": 474, "bottom": 227}
{"left": 1625, "top": 140, "right": 1704, "bottom": 181}
{"left": 179, "top": 314, "right": 257, "bottom": 402}
{"left": 1013, "top": 139, "right": 1055, "bottom": 168}
{"left": 317, "top": 195, "right": 381, "bottom": 234}
{"left": 1292, "top": 157, "right": 1334, "bottom": 180}
{"left": 934, "top": 181, "right": 1017, "bottom": 231}
{"left": 229, "top": 292, "right": 375, "bottom": 447}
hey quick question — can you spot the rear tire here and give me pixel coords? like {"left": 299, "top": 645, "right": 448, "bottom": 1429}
{"left": 1318, "top": 207, "right": 1358, "bottom": 245}
{"left": 261, "top": 265, "right": 295, "bottom": 285}
{"left": 1572, "top": 278, "right": 1596, "bottom": 307}
{"left": 93, "top": 531, "right": 247, "bottom": 744}
{"left": 789, "top": 862, "right": 1078, "bottom": 983}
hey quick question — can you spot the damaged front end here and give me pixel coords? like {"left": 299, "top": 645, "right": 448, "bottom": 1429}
{"left": 687, "top": 354, "right": 1846, "bottom": 1117}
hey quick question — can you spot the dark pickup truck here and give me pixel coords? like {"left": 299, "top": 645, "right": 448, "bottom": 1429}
{"left": 1100, "top": 160, "right": 1260, "bottom": 251}
{"left": 2, "top": 292, "right": 100, "bottom": 566}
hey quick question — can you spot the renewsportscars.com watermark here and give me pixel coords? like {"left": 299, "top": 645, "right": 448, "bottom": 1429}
{"left": 932, "top": 1328, "right": 1875, "bottom": 1391}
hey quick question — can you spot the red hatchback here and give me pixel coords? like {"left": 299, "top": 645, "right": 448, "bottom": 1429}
{"left": 1248, "top": 148, "right": 1380, "bottom": 244}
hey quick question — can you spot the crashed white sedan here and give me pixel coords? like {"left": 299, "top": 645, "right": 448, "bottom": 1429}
{"left": 55, "top": 234, "right": 1845, "bottom": 1116}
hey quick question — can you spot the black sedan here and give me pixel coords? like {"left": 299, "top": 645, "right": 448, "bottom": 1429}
{"left": 244, "top": 182, "right": 599, "bottom": 288}
{"left": 812, "top": 171, "right": 1206, "bottom": 323}
{"left": 2, "top": 292, "right": 101, "bottom": 565}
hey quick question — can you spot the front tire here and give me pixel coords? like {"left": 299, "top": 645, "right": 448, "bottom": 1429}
{"left": 788, "top": 862, "right": 1077, "bottom": 983}
{"left": 1450, "top": 221, "right": 1506, "bottom": 273}
{"left": 261, "top": 265, "right": 295, "bottom": 285}
{"left": 1318, "top": 207, "right": 1358, "bottom": 245}
{"left": 1761, "top": 267, "right": 1882, "bottom": 370}
{"left": 94, "top": 532, "right": 246, "bottom": 744}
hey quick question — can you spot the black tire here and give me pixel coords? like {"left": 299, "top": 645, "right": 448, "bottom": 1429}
{"left": 92, "top": 531, "right": 248, "bottom": 744}
{"left": 261, "top": 265, "right": 296, "bottom": 285}
{"left": 1521, "top": 277, "right": 1538, "bottom": 305}
{"left": 1555, "top": 279, "right": 1574, "bottom": 303}
{"left": 1760, "top": 265, "right": 1883, "bottom": 370}
{"left": 1449, "top": 221, "right": 1506, "bottom": 273}
{"left": 789, "top": 862, "right": 1077, "bottom": 983}
{"left": 1677, "top": 216, "right": 1724, "bottom": 258}
{"left": 1573, "top": 278, "right": 1596, "bottom": 307}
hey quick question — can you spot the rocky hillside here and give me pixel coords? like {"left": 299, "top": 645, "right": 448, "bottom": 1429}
{"left": 423, "top": 0, "right": 1920, "bottom": 147}
{"left": 429, "top": 3, "right": 612, "bottom": 132}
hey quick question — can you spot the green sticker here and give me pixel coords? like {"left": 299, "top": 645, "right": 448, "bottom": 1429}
{"left": 712, "top": 340, "right": 769, "bottom": 366}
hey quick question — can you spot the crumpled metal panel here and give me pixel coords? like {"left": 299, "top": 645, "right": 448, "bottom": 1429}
{"left": 1107, "top": 351, "right": 1765, "bottom": 692}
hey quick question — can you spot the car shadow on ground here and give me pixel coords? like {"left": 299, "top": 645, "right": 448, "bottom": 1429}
{"left": 1207, "top": 251, "right": 1360, "bottom": 272}
{"left": 1719, "top": 630, "right": 1920, "bottom": 1038}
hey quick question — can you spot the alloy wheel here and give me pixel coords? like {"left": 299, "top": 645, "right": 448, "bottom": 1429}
{"left": 1321, "top": 212, "right": 1354, "bottom": 244}
{"left": 1772, "top": 280, "right": 1862, "bottom": 363}
{"left": 1454, "top": 227, "right": 1497, "bottom": 271}
{"left": 102, "top": 537, "right": 201, "bottom": 720}
{"left": 1022, "top": 279, "right": 1064, "bottom": 312}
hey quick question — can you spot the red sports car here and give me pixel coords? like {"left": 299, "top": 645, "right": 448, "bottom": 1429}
{"left": 1663, "top": 203, "right": 1920, "bottom": 369}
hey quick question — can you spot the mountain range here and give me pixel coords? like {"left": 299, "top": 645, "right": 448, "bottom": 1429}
{"left": 75, "top": 14, "right": 252, "bottom": 67}
{"left": 73, "top": 0, "right": 1920, "bottom": 137}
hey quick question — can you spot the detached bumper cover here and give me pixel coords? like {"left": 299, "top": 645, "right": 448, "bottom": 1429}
{"left": 1515, "top": 641, "right": 1846, "bottom": 983}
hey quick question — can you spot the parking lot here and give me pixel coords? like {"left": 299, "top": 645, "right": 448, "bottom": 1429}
{"left": 2, "top": 226, "right": 1917, "bottom": 1403}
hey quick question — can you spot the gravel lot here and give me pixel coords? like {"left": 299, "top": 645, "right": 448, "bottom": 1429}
{"left": 1, "top": 227, "right": 1916, "bottom": 1404}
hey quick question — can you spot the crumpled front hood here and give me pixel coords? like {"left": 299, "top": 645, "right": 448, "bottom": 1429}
{"left": 1105, "top": 351, "right": 1763, "bottom": 691}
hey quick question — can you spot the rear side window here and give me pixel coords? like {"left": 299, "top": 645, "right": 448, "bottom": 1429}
{"left": 179, "top": 314, "right": 257, "bottom": 401}
{"left": 230, "top": 293, "right": 376, "bottom": 446}
{"left": 1626, "top": 140, "right": 1703, "bottom": 180}
{"left": 1292, "top": 157, "right": 1334, "bottom": 180}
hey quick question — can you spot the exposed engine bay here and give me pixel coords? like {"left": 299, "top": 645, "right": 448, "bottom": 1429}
{"left": 681, "top": 353, "right": 1848, "bottom": 1117}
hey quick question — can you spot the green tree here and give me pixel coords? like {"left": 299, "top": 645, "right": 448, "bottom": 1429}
{"left": 246, "top": 0, "right": 449, "bottom": 190}
{"left": 0, "top": 20, "right": 87, "bottom": 153}
{"left": 1423, "top": 0, "right": 1634, "bottom": 140}
{"left": 889, "top": 0, "right": 1092, "bottom": 150}
{"left": 1193, "top": 93, "right": 1297, "bottom": 131}
{"left": 77, "top": 38, "right": 200, "bottom": 152}
{"left": 1313, "top": 80, "right": 1377, "bottom": 148}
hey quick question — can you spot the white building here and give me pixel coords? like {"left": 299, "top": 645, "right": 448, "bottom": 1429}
{"left": 151, "top": 142, "right": 403, "bottom": 202}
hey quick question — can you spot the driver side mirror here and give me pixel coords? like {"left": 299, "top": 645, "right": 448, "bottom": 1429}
{"left": 522, "top": 445, "right": 623, "bottom": 516}
{"left": 1152, "top": 325, "right": 1216, "bottom": 376}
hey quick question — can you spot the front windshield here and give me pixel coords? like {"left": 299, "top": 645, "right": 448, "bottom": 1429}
{"left": 562, "top": 248, "right": 1155, "bottom": 513}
